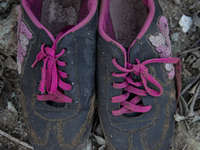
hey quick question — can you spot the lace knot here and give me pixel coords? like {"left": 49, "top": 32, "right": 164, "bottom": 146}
{"left": 111, "top": 57, "right": 181, "bottom": 116}
{"left": 31, "top": 43, "right": 72, "bottom": 103}
{"left": 132, "top": 59, "right": 148, "bottom": 76}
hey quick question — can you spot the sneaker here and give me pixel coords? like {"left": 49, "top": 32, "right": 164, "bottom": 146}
{"left": 97, "top": 0, "right": 181, "bottom": 149}
{"left": 18, "top": 0, "right": 98, "bottom": 149}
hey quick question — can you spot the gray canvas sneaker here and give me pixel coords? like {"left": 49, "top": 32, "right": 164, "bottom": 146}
{"left": 97, "top": 0, "right": 181, "bottom": 149}
{"left": 18, "top": 0, "right": 98, "bottom": 149}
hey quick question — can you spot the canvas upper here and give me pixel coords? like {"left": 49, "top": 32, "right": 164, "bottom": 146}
{"left": 18, "top": 0, "right": 98, "bottom": 149}
{"left": 97, "top": 0, "right": 181, "bottom": 149}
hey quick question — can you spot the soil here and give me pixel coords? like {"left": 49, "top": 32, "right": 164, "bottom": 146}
{"left": 0, "top": 0, "right": 200, "bottom": 150}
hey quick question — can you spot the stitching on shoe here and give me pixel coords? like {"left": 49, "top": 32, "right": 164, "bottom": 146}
{"left": 56, "top": 94, "right": 95, "bottom": 149}
{"left": 154, "top": 89, "right": 175, "bottom": 149}
{"left": 139, "top": 130, "right": 149, "bottom": 150}
{"left": 20, "top": 91, "right": 50, "bottom": 146}
{"left": 141, "top": 89, "right": 175, "bottom": 150}
{"left": 110, "top": 96, "right": 159, "bottom": 132}
{"left": 128, "top": 133, "right": 133, "bottom": 150}
{"left": 29, "top": 121, "right": 51, "bottom": 146}
{"left": 98, "top": 110, "right": 116, "bottom": 150}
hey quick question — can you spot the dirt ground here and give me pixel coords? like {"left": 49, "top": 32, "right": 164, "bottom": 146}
{"left": 0, "top": 0, "right": 200, "bottom": 150}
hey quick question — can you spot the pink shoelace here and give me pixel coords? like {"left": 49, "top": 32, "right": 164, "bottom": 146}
{"left": 31, "top": 26, "right": 74, "bottom": 103}
{"left": 111, "top": 57, "right": 181, "bottom": 116}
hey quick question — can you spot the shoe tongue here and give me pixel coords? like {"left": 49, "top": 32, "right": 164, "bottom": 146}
{"left": 124, "top": 47, "right": 129, "bottom": 52}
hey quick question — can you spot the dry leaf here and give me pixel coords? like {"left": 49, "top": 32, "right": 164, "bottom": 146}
{"left": 82, "top": 139, "right": 92, "bottom": 150}
{"left": 99, "top": 144, "right": 106, "bottom": 150}
{"left": 188, "top": 81, "right": 200, "bottom": 94}
{"left": 192, "top": 58, "right": 200, "bottom": 70}
{"left": 94, "top": 134, "right": 106, "bottom": 145}
{"left": 174, "top": 113, "right": 186, "bottom": 122}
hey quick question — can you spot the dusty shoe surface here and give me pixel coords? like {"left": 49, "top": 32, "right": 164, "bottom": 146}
{"left": 97, "top": 0, "right": 181, "bottom": 149}
{"left": 18, "top": 0, "right": 98, "bottom": 149}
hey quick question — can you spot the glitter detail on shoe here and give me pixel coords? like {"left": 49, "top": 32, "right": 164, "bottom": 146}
{"left": 149, "top": 16, "right": 174, "bottom": 79}
{"left": 17, "top": 6, "right": 33, "bottom": 74}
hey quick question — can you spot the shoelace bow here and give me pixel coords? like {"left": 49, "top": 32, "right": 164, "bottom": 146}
{"left": 31, "top": 43, "right": 72, "bottom": 103}
{"left": 111, "top": 57, "right": 181, "bottom": 116}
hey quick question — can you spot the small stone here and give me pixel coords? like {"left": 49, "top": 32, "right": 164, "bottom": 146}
{"left": 0, "top": 109, "right": 18, "bottom": 130}
{"left": 190, "top": 34, "right": 196, "bottom": 41}
{"left": 173, "top": 0, "right": 181, "bottom": 5}
{"left": 11, "top": 92, "right": 15, "bottom": 98}
{"left": 3, "top": 117, "right": 6, "bottom": 121}
{"left": 179, "top": 15, "right": 193, "bottom": 33}
{"left": 0, "top": 6, "right": 18, "bottom": 55}
{"left": 7, "top": 101, "right": 17, "bottom": 114}
{"left": 192, "top": 58, "right": 200, "bottom": 70}
{"left": 0, "top": 2, "right": 10, "bottom": 11}
{"left": 0, "top": 6, "right": 5, "bottom": 13}
{"left": 4, "top": 56, "right": 17, "bottom": 70}
{"left": 6, "top": 0, "right": 15, "bottom": 4}
{"left": 171, "top": 33, "right": 179, "bottom": 42}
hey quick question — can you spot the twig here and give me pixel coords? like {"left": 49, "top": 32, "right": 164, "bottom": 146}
{"left": 181, "top": 73, "right": 200, "bottom": 96}
{"left": 185, "top": 120, "right": 190, "bottom": 130}
{"left": 189, "top": 82, "right": 200, "bottom": 117}
{"left": 0, "top": 129, "right": 34, "bottom": 150}
{"left": 5, "top": 77, "right": 20, "bottom": 82}
{"left": 189, "top": 37, "right": 200, "bottom": 49}
{"left": 180, "top": 46, "right": 200, "bottom": 56}
{"left": 182, "top": 144, "right": 188, "bottom": 150}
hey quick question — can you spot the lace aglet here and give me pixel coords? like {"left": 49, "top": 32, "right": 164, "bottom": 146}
{"left": 31, "top": 60, "right": 38, "bottom": 68}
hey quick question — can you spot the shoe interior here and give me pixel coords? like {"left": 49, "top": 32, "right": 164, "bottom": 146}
{"left": 26, "top": 0, "right": 89, "bottom": 37}
{"left": 40, "top": 0, "right": 84, "bottom": 37}
{"left": 109, "top": 0, "right": 148, "bottom": 48}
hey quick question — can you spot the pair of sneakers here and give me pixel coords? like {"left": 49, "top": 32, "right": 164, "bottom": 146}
{"left": 18, "top": 0, "right": 181, "bottom": 149}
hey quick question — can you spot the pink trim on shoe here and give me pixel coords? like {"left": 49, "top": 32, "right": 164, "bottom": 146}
{"left": 59, "top": 0, "right": 98, "bottom": 41}
{"left": 127, "top": 0, "right": 155, "bottom": 53}
{"left": 99, "top": 0, "right": 127, "bottom": 53}
{"left": 99, "top": 0, "right": 155, "bottom": 55}
{"left": 21, "top": 0, "right": 98, "bottom": 42}
{"left": 21, "top": 0, "right": 55, "bottom": 41}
